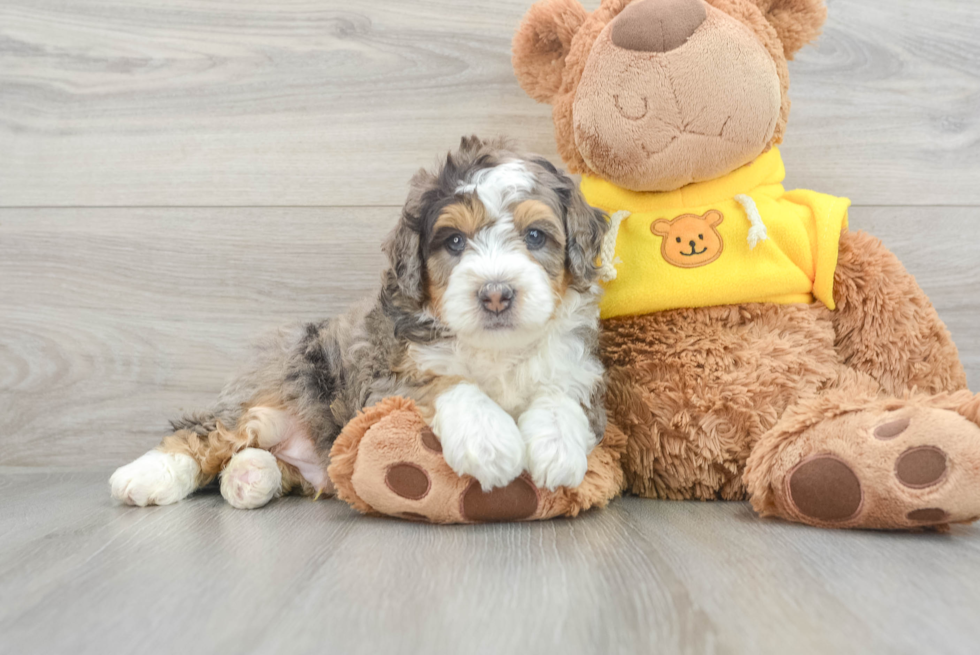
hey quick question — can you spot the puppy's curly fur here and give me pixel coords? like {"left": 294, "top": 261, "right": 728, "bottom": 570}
{"left": 110, "top": 137, "right": 610, "bottom": 507}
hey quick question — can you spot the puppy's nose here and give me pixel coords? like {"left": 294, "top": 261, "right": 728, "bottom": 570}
{"left": 689, "top": 240, "right": 697, "bottom": 248}
{"left": 478, "top": 283, "right": 515, "bottom": 314}
{"left": 610, "top": 0, "right": 707, "bottom": 53}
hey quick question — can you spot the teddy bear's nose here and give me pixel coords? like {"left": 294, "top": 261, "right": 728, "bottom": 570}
{"left": 611, "top": 0, "right": 707, "bottom": 53}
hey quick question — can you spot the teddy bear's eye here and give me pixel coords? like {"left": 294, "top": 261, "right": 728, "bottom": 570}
{"left": 698, "top": 234, "right": 704, "bottom": 240}
{"left": 676, "top": 237, "right": 682, "bottom": 243}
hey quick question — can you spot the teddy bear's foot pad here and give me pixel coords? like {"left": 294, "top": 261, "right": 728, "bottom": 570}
{"left": 787, "top": 455, "right": 863, "bottom": 522}
{"left": 460, "top": 477, "right": 538, "bottom": 521}
{"left": 779, "top": 405, "right": 980, "bottom": 530}
{"left": 333, "top": 403, "right": 550, "bottom": 523}
{"left": 366, "top": 419, "right": 541, "bottom": 522}
{"left": 328, "top": 397, "right": 624, "bottom": 524}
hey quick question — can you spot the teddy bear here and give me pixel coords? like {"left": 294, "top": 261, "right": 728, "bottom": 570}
{"left": 506, "top": 0, "right": 980, "bottom": 529}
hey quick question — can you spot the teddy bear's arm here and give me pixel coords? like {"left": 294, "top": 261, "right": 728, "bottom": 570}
{"left": 832, "top": 229, "right": 967, "bottom": 396}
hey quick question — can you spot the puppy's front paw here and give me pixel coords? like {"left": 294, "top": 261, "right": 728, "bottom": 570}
{"left": 520, "top": 396, "right": 591, "bottom": 491}
{"left": 109, "top": 450, "right": 200, "bottom": 506}
{"left": 432, "top": 383, "right": 526, "bottom": 491}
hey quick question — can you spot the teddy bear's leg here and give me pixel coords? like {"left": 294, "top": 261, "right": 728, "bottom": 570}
{"left": 745, "top": 373, "right": 980, "bottom": 530}
{"left": 832, "top": 229, "right": 968, "bottom": 396}
{"left": 327, "top": 397, "right": 625, "bottom": 523}
{"left": 601, "top": 304, "right": 841, "bottom": 501}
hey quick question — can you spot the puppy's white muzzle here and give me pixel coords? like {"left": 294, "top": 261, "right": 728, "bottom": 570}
{"left": 442, "top": 242, "right": 555, "bottom": 347}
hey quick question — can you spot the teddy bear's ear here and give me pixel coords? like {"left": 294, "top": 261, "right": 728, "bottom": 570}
{"left": 752, "top": 0, "right": 828, "bottom": 59}
{"left": 512, "top": 0, "right": 589, "bottom": 104}
{"left": 651, "top": 219, "right": 671, "bottom": 236}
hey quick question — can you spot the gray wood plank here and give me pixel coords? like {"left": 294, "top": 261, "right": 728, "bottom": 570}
{"left": 1, "top": 0, "right": 978, "bottom": 207}
{"left": 1, "top": 467, "right": 979, "bottom": 655}
{"left": 0, "top": 207, "right": 392, "bottom": 466}
{"left": 1, "top": 206, "right": 978, "bottom": 468}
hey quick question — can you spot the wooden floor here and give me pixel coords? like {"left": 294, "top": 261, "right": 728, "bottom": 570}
{"left": 1, "top": 0, "right": 979, "bottom": 653}
{"left": 4, "top": 468, "right": 980, "bottom": 655}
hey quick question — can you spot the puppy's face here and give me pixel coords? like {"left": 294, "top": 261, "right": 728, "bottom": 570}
{"left": 384, "top": 137, "right": 608, "bottom": 350}
{"left": 426, "top": 167, "right": 568, "bottom": 345}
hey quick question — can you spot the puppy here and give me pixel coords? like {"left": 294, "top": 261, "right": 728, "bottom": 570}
{"left": 110, "top": 137, "right": 609, "bottom": 509}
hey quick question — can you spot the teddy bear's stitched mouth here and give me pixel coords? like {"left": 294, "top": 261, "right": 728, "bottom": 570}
{"left": 613, "top": 94, "right": 648, "bottom": 121}
{"left": 683, "top": 114, "right": 733, "bottom": 139}
{"left": 681, "top": 246, "right": 709, "bottom": 256}
{"left": 631, "top": 114, "right": 734, "bottom": 161}
{"left": 638, "top": 138, "right": 677, "bottom": 159}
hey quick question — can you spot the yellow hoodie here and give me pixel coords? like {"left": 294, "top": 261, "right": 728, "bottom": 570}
{"left": 581, "top": 148, "right": 851, "bottom": 320}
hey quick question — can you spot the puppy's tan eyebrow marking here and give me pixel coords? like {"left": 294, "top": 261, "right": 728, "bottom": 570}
{"left": 513, "top": 199, "right": 564, "bottom": 245}
{"left": 434, "top": 200, "right": 489, "bottom": 237}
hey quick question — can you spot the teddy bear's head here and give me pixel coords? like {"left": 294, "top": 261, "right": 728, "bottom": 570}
{"left": 513, "top": 0, "right": 827, "bottom": 192}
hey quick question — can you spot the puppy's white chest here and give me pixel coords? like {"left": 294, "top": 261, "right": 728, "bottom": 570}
{"left": 465, "top": 356, "right": 540, "bottom": 415}
{"left": 409, "top": 336, "right": 600, "bottom": 418}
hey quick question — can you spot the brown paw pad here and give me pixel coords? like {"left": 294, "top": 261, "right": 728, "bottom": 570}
{"left": 788, "top": 455, "right": 863, "bottom": 522}
{"left": 461, "top": 476, "right": 538, "bottom": 522}
{"left": 895, "top": 446, "right": 948, "bottom": 489}
{"left": 907, "top": 508, "right": 949, "bottom": 524}
{"left": 420, "top": 427, "right": 442, "bottom": 454}
{"left": 384, "top": 463, "right": 430, "bottom": 500}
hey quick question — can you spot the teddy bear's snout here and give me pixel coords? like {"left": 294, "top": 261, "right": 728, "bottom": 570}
{"left": 611, "top": 0, "right": 707, "bottom": 54}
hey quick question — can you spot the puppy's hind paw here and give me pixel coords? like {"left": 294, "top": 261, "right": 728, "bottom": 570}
{"left": 220, "top": 448, "right": 282, "bottom": 509}
{"left": 110, "top": 450, "right": 200, "bottom": 507}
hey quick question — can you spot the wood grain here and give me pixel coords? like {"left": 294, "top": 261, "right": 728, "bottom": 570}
{"left": 2, "top": 469, "right": 980, "bottom": 655}
{"left": 1, "top": 206, "right": 977, "bottom": 468}
{"left": 1, "top": 0, "right": 978, "bottom": 207}
{"left": 2, "top": 2, "right": 979, "bottom": 653}
{"left": 0, "top": 207, "right": 392, "bottom": 466}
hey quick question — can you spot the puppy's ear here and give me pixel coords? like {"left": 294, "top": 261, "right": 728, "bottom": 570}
{"left": 512, "top": 0, "right": 588, "bottom": 104}
{"left": 566, "top": 192, "right": 609, "bottom": 288}
{"left": 382, "top": 218, "right": 423, "bottom": 304}
{"left": 458, "top": 134, "right": 489, "bottom": 155}
{"left": 382, "top": 169, "right": 430, "bottom": 305}
{"left": 537, "top": 158, "right": 608, "bottom": 288}
{"left": 751, "top": 0, "right": 827, "bottom": 59}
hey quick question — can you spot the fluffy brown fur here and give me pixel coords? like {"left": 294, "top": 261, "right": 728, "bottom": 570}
{"left": 831, "top": 230, "right": 968, "bottom": 396}
{"left": 602, "top": 300, "right": 839, "bottom": 500}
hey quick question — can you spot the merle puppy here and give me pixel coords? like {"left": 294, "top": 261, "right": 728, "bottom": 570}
{"left": 110, "top": 137, "right": 609, "bottom": 509}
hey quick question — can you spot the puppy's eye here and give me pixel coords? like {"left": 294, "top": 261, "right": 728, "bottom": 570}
{"left": 698, "top": 234, "right": 704, "bottom": 240}
{"left": 444, "top": 233, "right": 466, "bottom": 254}
{"left": 676, "top": 237, "right": 682, "bottom": 243}
{"left": 525, "top": 229, "right": 546, "bottom": 250}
